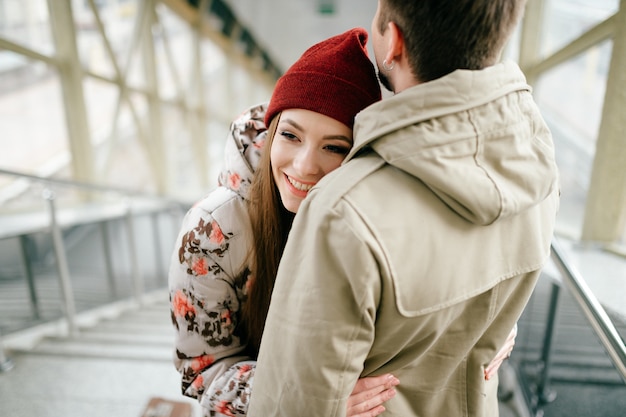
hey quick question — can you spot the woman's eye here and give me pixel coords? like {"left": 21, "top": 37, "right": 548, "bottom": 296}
{"left": 280, "top": 131, "right": 298, "bottom": 140}
{"left": 325, "top": 145, "right": 350, "bottom": 155}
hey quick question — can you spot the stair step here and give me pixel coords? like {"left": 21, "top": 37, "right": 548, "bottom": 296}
{"left": 52, "top": 331, "right": 174, "bottom": 346}
{"left": 521, "top": 360, "right": 624, "bottom": 385}
{"left": 116, "top": 309, "right": 171, "bottom": 323}
{"left": 16, "top": 336, "right": 172, "bottom": 361}
{"left": 86, "top": 319, "right": 172, "bottom": 334}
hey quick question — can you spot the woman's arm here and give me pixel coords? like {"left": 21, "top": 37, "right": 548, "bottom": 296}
{"left": 169, "top": 198, "right": 254, "bottom": 416}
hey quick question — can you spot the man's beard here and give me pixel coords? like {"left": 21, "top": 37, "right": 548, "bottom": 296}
{"left": 377, "top": 69, "right": 393, "bottom": 93}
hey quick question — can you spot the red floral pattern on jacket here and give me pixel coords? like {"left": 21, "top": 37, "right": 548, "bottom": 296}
{"left": 169, "top": 104, "right": 267, "bottom": 416}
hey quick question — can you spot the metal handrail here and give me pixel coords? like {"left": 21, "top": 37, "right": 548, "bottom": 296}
{"left": 550, "top": 238, "right": 626, "bottom": 382}
{"left": 0, "top": 167, "right": 191, "bottom": 206}
{"left": 0, "top": 168, "right": 190, "bottom": 372}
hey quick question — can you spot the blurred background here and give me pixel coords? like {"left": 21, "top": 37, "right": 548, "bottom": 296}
{"left": 0, "top": 1, "right": 624, "bottom": 416}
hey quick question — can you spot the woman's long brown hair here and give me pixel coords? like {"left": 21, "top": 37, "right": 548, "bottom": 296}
{"left": 242, "top": 113, "right": 295, "bottom": 358}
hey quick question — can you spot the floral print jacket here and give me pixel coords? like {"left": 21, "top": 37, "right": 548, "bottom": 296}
{"left": 169, "top": 103, "right": 267, "bottom": 417}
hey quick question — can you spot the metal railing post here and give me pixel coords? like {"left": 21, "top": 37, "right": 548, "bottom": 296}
{"left": 99, "top": 221, "right": 118, "bottom": 300}
{"left": 43, "top": 189, "right": 78, "bottom": 337}
{"left": 0, "top": 331, "right": 15, "bottom": 373}
{"left": 124, "top": 202, "right": 143, "bottom": 305}
{"left": 151, "top": 212, "right": 166, "bottom": 284}
{"left": 536, "top": 281, "right": 560, "bottom": 406}
{"left": 19, "top": 235, "right": 40, "bottom": 319}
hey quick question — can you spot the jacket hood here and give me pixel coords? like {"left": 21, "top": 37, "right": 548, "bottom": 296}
{"left": 350, "top": 61, "right": 559, "bottom": 225}
{"left": 217, "top": 103, "right": 268, "bottom": 200}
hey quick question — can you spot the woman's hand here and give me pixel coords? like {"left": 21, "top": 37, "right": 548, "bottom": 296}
{"left": 484, "top": 323, "right": 518, "bottom": 380}
{"left": 347, "top": 374, "right": 399, "bottom": 417}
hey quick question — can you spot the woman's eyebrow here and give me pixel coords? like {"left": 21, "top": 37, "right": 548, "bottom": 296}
{"left": 322, "top": 134, "right": 352, "bottom": 145}
{"left": 279, "top": 118, "right": 303, "bottom": 131}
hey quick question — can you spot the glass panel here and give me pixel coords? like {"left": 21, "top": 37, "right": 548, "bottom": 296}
{"left": 161, "top": 103, "right": 205, "bottom": 200}
{"left": 233, "top": 64, "right": 252, "bottom": 114}
{"left": 535, "top": 40, "right": 612, "bottom": 238}
{"left": 207, "top": 62, "right": 253, "bottom": 120}
{"left": 207, "top": 118, "right": 230, "bottom": 187}
{"left": 83, "top": 77, "right": 119, "bottom": 147}
{"left": 541, "top": 0, "right": 618, "bottom": 58}
{"left": 73, "top": 0, "right": 115, "bottom": 79}
{"left": 125, "top": 41, "right": 146, "bottom": 90}
{"left": 155, "top": 4, "right": 193, "bottom": 100}
{"left": 0, "top": 0, "right": 53, "bottom": 55}
{"left": 72, "top": 0, "right": 140, "bottom": 80}
{"left": 0, "top": 53, "right": 68, "bottom": 178}
{"left": 99, "top": 94, "right": 155, "bottom": 192}
{"left": 202, "top": 41, "right": 228, "bottom": 118}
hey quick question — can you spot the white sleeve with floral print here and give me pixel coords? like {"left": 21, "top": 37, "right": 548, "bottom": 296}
{"left": 169, "top": 187, "right": 256, "bottom": 417}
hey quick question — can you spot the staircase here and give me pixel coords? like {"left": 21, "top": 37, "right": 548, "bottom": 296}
{"left": 513, "top": 274, "right": 626, "bottom": 417}
{"left": 0, "top": 290, "right": 200, "bottom": 417}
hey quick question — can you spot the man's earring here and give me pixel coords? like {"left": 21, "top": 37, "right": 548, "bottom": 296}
{"left": 382, "top": 59, "right": 395, "bottom": 71}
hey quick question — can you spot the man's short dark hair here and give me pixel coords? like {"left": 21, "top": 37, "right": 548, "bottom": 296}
{"left": 378, "top": 0, "right": 527, "bottom": 82}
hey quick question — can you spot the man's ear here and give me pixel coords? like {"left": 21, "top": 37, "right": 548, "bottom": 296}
{"left": 384, "top": 21, "right": 405, "bottom": 64}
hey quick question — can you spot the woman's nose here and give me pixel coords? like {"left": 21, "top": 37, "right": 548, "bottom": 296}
{"left": 293, "top": 147, "right": 321, "bottom": 176}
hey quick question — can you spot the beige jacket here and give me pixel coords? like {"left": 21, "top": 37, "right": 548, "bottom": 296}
{"left": 248, "top": 61, "right": 560, "bottom": 416}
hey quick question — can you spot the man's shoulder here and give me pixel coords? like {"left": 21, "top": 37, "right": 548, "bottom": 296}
{"left": 311, "top": 152, "right": 386, "bottom": 208}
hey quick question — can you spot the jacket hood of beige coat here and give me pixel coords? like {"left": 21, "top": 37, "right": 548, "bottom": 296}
{"left": 350, "top": 60, "right": 559, "bottom": 226}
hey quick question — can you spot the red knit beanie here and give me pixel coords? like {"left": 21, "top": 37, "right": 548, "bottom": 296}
{"left": 265, "top": 28, "right": 381, "bottom": 129}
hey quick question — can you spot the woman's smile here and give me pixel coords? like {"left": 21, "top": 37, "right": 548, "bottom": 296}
{"left": 284, "top": 173, "right": 315, "bottom": 196}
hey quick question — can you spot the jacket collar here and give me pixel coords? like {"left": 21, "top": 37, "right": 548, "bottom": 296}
{"left": 347, "top": 61, "right": 531, "bottom": 162}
